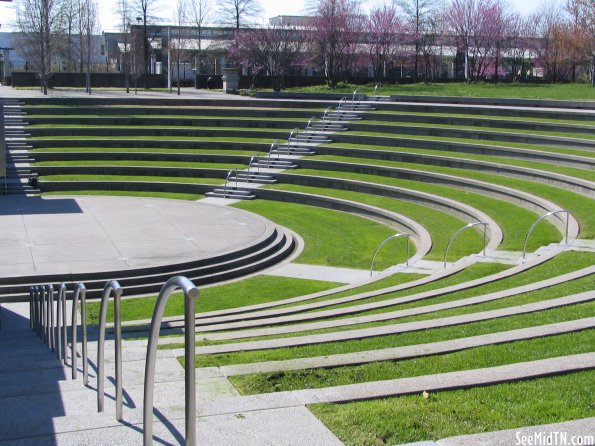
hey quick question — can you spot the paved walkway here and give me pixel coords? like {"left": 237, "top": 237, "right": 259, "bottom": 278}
{"left": 0, "top": 195, "right": 274, "bottom": 277}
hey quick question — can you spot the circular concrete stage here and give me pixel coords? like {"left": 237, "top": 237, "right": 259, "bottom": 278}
{"left": 0, "top": 196, "right": 290, "bottom": 294}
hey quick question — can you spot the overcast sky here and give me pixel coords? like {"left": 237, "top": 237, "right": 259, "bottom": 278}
{"left": 0, "top": 0, "right": 550, "bottom": 32}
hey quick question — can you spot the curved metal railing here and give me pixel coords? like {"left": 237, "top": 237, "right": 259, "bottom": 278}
{"left": 523, "top": 210, "right": 573, "bottom": 259}
{"left": 46, "top": 284, "right": 54, "bottom": 351}
{"left": 322, "top": 106, "right": 333, "bottom": 125}
{"left": 247, "top": 152, "right": 261, "bottom": 176}
{"left": 29, "top": 286, "right": 36, "bottom": 331}
{"left": 373, "top": 82, "right": 381, "bottom": 96}
{"left": 97, "top": 280, "right": 124, "bottom": 420}
{"left": 337, "top": 97, "right": 347, "bottom": 112}
{"left": 41, "top": 286, "right": 48, "bottom": 346}
{"left": 143, "top": 276, "right": 199, "bottom": 446}
{"left": 288, "top": 127, "right": 300, "bottom": 149}
{"left": 223, "top": 168, "right": 238, "bottom": 198}
{"left": 71, "top": 283, "right": 88, "bottom": 382}
{"left": 56, "top": 283, "right": 67, "bottom": 363}
{"left": 370, "top": 233, "right": 411, "bottom": 277}
{"left": 267, "top": 140, "right": 280, "bottom": 167}
{"left": 444, "top": 222, "right": 488, "bottom": 268}
{"left": 351, "top": 88, "right": 359, "bottom": 108}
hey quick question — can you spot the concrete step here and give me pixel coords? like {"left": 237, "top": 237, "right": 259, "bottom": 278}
{"left": 205, "top": 188, "right": 256, "bottom": 200}
{"left": 229, "top": 173, "right": 277, "bottom": 184}
{"left": 271, "top": 147, "right": 316, "bottom": 156}
{"left": 252, "top": 160, "right": 298, "bottom": 169}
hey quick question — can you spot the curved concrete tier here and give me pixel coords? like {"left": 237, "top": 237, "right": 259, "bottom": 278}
{"left": 0, "top": 196, "right": 296, "bottom": 301}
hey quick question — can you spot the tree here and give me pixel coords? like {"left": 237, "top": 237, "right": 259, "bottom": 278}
{"left": 367, "top": 4, "right": 406, "bottom": 82}
{"left": 217, "top": 0, "right": 262, "bottom": 30}
{"left": 15, "top": 0, "right": 65, "bottom": 95}
{"left": 115, "top": 0, "right": 132, "bottom": 92}
{"left": 188, "top": 0, "right": 212, "bottom": 73}
{"left": 397, "top": 0, "right": 436, "bottom": 82}
{"left": 60, "top": 0, "right": 79, "bottom": 72}
{"left": 531, "top": 1, "right": 569, "bottom": 82}
{"left": 170, "top": 0, "right": 192, "bottom": 95}
{"left": 309, "top": 0, "right": 365, "bottom": 87}
{"left": 566, "top": 0, "right": 595, "bottom": 84}
{"left": 231, "top": 25, "right": 307, "bottom": 91}
{"left": 78, "top": 0, "right": 98, "bottom": 94}
{"left": 445, "top": 0, "right": 506, "bottom": 82}
{"left": 506, "top": 12, "right": 533, "bottom": 82}
{"left": 131, "top": 0, "right": 161, "bottom": 74}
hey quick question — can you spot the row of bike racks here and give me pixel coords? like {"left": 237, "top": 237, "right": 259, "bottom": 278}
{"left": 29, "top": 276, "right": 200, "bottom": 445}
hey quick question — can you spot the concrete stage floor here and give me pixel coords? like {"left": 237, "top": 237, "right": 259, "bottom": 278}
{"left": 0, "top": 195, "right": 272, "bottom": 278}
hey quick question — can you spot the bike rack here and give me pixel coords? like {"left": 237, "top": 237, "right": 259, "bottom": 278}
{"left": 143, "top": 276, "right": 199, "bottom": 446}
{"left": 71, "top": 283, "right": 88, "bottom": 383}
{"left": 373, "top": 82, "right": 381, "bottom": 96}
{"left": 370, "top": 233, "right": 411, "bottom": 277}
{"left": 56, "top": 283, "right": 67, "bottom": 363}
{"left": 97, "top": 280, "right": 124, "bottom": 420}
{"left": 523, "top": 210, "right": 573, "bottom": 259}
{"left": 47, "top": 284, "right": 55, "bottom": 351}
{"left": 444, "top": 222, "right": 488, "bottom": 268}
{"left": 222, "top": 168, "right": 238, "bottom": 198}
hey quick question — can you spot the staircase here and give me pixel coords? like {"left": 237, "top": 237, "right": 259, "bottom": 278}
{"left": 2, "top": 100, "right": 38, "bottom": 195}
{"left": 205, "top": 187, "right": 256, "bottom": 200}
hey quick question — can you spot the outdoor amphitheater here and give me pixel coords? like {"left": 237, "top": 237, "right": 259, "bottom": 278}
{"left": 0, "top": 87, "right": 593, "bottom": 445}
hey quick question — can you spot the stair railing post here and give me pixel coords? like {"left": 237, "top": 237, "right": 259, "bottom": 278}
{"left": 444, "top": 222, "right": 489, "bottom": 268}
{"left": 47, "top": 284, "right": 55, "bottom": 351}
{"left": 29, "top": 287, "right": 34, "bottom": 330}
{"left": 523, "top": 210, "right": 573, "bottom": 259}
{"left": 143, "top": 276, "right": 199, "bottom": 446}
{"left": 71, "top": 283, "right": 88, "bottom": 381}
{"left": 97, "top": 280, "right": 124, "bottom": 420}
{"left": 41, "top": 286, "right": 48, "bottom": 345}
{"left": 55, "top": 283, "right": 67, "bottom": 361}
{"left": 370, "top": 233, "right": 411, "bottom": 277}
{"left": 33, "top": 286, "right": 41, "bottom": 336}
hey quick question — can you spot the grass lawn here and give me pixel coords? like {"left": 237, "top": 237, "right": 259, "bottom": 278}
{"left": 310, "top": 370, "right": 595, "bottom": 446}
{"left": 86, "top": 275, "right": 339, "bottom": 324}
{"left": 233, "top": 200, "right": 407, "bottom": 270}
{"left": 284, "top": 82, "right": 595, "bottom": 101}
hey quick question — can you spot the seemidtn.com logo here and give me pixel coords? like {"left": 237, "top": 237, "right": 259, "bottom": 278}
{"left": 516, "top": 431, "right": 595, "bottom": 446}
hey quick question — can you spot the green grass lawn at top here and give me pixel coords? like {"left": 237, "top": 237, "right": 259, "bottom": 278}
{"left": 310, "top": 370, "right": 595, "bottom": 446}
{"left": 284, "top": 82, "right": 595, "bottom": 101}
{"left": 86, "top": 275, "right": 339, "bottom": 324}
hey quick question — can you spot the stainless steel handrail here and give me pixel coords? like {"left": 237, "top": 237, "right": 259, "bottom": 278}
{"left": 143, "top": 276, "right": 199, "bottom": 446}
{"left": 337, "top": 97, "right": 347, "bottom": 112}
{"left": 222, "top": 168, "right": 238, "bottom": 198}
{"left": 29, "top": 287, "right": 35, "bottom": 330}
{"left": 351, "top": 88, "right": 359, "bottom": 108}
{"left": 42, "top": 286, "right": 48, "bottom": 345}
{"left": 56, "top": 283, "right": 67, "bottom": 362}
{"left": 370, "top": 233, "right": 411, "bottom": 277}
{"left": 444, "top": 222, "right": 488, "bottom": 268}
{"left": 71, "top": 283, "right": 88, "bottom": 383}
{"left": 288, "top": 127, "right": 299, "bottom": 149}
{"left": 306, "top": 117, "right": 316, "bottom": 137}
{"left": 247, "top": 152, "right": 261, "bottom": 176}
{"left": 373, "top": 82, "right": 381, "bottom": 96}
{"left": 33, "top": 286, "right": 41, "bottom": 336}
{"left": 97, "top": 280, "right": 124, "bottom": 420}
{"left": 523, "top": 210, "right": 573, "bottom": 259}
{"left": 47, "top": 284, "right": 55, "bottom": 351}
{"left": 322, "top": 106, "right": 333, "bottom": 125}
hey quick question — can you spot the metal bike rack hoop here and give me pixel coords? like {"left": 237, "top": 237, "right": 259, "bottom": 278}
{"left": 71, "top": 283, "right": 88, "bottom": 382}
{"left": 370, "top": 233, "right": 411, "bottom": 277}
{"left": 97, "top": 280, "right": 124, "bottom": 420}
{"left": 523, "top": 210, "right": 573, "bottom": 259}
{"left": 143, "top": 276, "right": 199, "bottom": 446}
{"left": 443, "top": 222, "right": 488, "bottom": 268}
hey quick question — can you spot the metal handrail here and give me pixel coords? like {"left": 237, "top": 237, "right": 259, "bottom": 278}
{"left": 71, "top": 283, "right": 88, "bottom": 383}
{"left": 370, "top": 233, "right": 411, "bottom": 277}
{"left": 337, "top": 97, "right": 347, "bottom": 112}
{"left": 373, "top": 82, "right": 381, "bottom": 96}
{"left": 47, "top": 284, "right": 55, "bottom": 351}
{"left": 56, "top": 283, "right": 67, "bottom": 363}
{"left": 29, "top": 287, "right": 35, "bottom": 330}
{"left": 33, "top": 286, "right": 41, "bottom": 336}
{"left": 444, "top": 222, "right": 488, "bottom": 268}
{"left": 267, "top": 140, "right": 281, "bottom": 167}
{"left": 97, "top": 280, "right": 124, "bottom": 420}
{"left": 523, "top": 210, "right": 573, "bottom": 259}
{"left": 143, "top": 276, "right": 199, "bottom": 446}
{"left": 351, "top": 88, "right": 359, "bottom": 108}
{"left": 322, "top": 106, "right": 333, "bottom": 125}
{"left": 306, "top": 117, "right": 316, "bottom": 137}
{"left": 288, "top": 127, "right": 299, "bottom": 149}
{"left": 247, "top": 152, "right": 261, "bottom": 176}
{"left": 223, "top": 168, "right": 238, "bottom": 198}
{"left": 42, "top": 286, "right": 48, "bottom": 345}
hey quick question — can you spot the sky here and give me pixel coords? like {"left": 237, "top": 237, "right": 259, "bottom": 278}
{"left": 0, "top": 0, "right": 549, "bottom": 33}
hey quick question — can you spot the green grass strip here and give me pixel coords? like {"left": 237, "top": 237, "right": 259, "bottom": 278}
{"left": 310, "top": 370, "right": 595, "bottom": 446}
